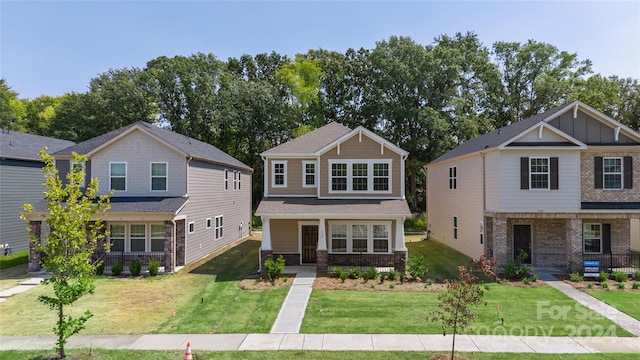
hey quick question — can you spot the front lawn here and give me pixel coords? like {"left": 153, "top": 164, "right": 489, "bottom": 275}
{"left": 407, "top": 239, "right": 474, "bottom": 280}
{"left": 0, "top": 237, "right": 286, "bottom": 335}
{"left": 587, "top": 290, "right": 640, "bottom": 321}
{"left": 301, "top": 284, "right": 632, "bottom": 336}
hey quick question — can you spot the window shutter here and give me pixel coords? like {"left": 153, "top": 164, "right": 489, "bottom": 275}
{"left": 594, "top": 156, "right": 603, "bottom": 189}
{"left": 602, "top": 224, "right": 611, "bottom": 254}
{"left": 520, "top": 157, "right": 529, "bottom": 189}
{"left": 624, "top": 156, "right": 633, "bottom": 189}
{"left": 550, "top": 157, "right": 559, "bottom": 190}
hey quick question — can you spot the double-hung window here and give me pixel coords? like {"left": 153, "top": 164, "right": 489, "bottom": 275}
{"left": 352, "top": 163, "right": 368, "bottom": 191}
{"left": 329, "top": 222, "right": 391, "bottom": 253}
{"left": 530, "top": 157, "right": 549, "bottom": 189}
{"left": 109, "top": 224, "right": 125, "bottom": 252}
{"left": 603, "top": 157, "right": 622, "bottom": 189}
{"left": 373, "top": 225, "right": 390, "bottom": 252}
{"left": 583, "top": 223, "right": 602, "bottom": 254}
{"left": 331, "top": 163, "right": 348, "bottom": 191}
{"left": 71, "top": 161, "right": 86, "bottom": 187}
{"left": 130, "top": 224, "right": 146, "bottom": 251}
{"left": 330, "top": 224, "right": 347, "bottom": 252}
{"left": 150, "top": 224, "right": 165, "bottom": 252}
{"left": 110, "top": 162, "right": 126, "bottom": 191}
{"left": 520, "top": 157, "right": 558, "bottom": 190}
{"left": 151, "top": 162, "right": 167, "bottom": 191}
{"left": 351, "top": 225, "right": 368, "bottom": 252}
{"left": 302, "top": 161, "right": 317, "bottom": 188}
{"left": 373, "top": 163, "right": 389, "bottom": 191}
{"left": 224, "top": 170, "right": 229, "bottom": 190}
{"left": 215, "top": 215, "right": 223, "bottom": 239}
{"left": 272, "top": 161, "right": 287, "bottom": 188}
{"left": 449, "top": 166, "right": 457, "bottom": 189}
{"left": 329, "top": 160, "right": 392, "bottom": 193}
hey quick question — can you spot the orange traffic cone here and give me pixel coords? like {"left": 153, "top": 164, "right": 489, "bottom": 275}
{"left": 184, "top": 341, "right": 192, "bottom": 360}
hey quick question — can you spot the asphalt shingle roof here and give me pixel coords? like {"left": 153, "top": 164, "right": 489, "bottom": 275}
{"left": 255, "top": 197, "right": 412, "bottom": 216}
{"left": 0, "top": 130, "right": 75, "bottom": 162}
{"left": 33, "top": 196, "right": 188, "bottom": 214}
{"left": 262, "top": 122, "right": 352, "bottom": 155}
{"left": 54, "top": 121, "right": 251, "bottom": 171}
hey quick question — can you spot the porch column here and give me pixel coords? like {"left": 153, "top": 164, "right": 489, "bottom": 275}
{"left": 394, "top": 217, "right": 408, "bottom": 271}
{"left": 260, "top": 217, "right": 273, "bottom": 272}
{"left": 316, "top": 217, "right": 328, "bottom": 272}
{"left": 164, "top": 220, "right": 175, "bottom": 273}
{"left": 28, "top": 221, "right": 42, "bottom": 273}
{"left": 493, "top": 215, "right": 508, "bottom": 266}
{"left": 566, "top": 218, "right": 582, "bottom": 272}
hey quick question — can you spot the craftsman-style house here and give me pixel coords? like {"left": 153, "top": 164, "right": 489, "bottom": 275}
{"left": 255, "top": 123, "right": 411, "bottom": 272}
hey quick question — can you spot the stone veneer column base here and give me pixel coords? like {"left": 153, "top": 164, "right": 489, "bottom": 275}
{"left": 316, "top": 250, "right": 328, "bottom": 272}
{"left": 394, "top": 250, "right": 407, "bottom": 271}
{"left": 261, "top": 250, "right": 274, "bottom": 275}
{"left": 28, "top": 221, "right": 42, "bottom": 273}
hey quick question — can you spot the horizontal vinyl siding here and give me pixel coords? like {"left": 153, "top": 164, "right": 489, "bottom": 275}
{"left": 266, "top": 158, "right": 316, "bottom": 196}
{"left": 499, "top": 151, "right": 581, "bottom": 212}
{"left": 270, "top": 219, "right": 299, "bottom": 252}
{"left": 181, "top": 161, "right": 252, "bottom": 265}
{"left": 427, "top": 156, "right": 485, "bottom": 260}
{"left": 90, "top": 130, "right": 187, "bottom": 196}
{"left": 484, "top": 152, "right": 500, "bottom": 211}
{"left": 0, "top": 162, "right": 46, "bottom": 253}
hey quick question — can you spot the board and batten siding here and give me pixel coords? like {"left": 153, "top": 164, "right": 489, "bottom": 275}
{"left": 181, "top": 160, "right": 252, "bottom": 265}
{"left": 266, "top": 158, "right": 316, "bottom": 196}
{"left": 0, "top": 160, "right": 45, "bottom": 253}
{"left": 427, "top": 155, "right": 485, "bottom": 260}
{"left": 498, "top": 151, "right": 581, "bottom": 212}
{"left": 89, "top": 130, "right": 187, "bottom": 196}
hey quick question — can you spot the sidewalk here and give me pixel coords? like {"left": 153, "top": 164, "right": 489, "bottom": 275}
{"left": 0, "top": 274, "right": 48, "bottom": 303}
{"left": 1, "top": 334, "right": 640, "bottom": 353}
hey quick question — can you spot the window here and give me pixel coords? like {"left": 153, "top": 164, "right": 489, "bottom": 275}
{"left": 224, "top": 170, "right": 229, "bottom": 190}
{"left": 151, "top": 162, "right": 167, "bottom": 191}
{"left": 330, "top": 224, "right": 347, "bottom": 252}
{"left": 453, "top": 216, "right": 458, "bottom": 239}
{"left": 272, "top": 161, "right": 287, "bottom": 188}
{"left": 328, "top": 222, "right": 392, "bottom": 253}
{"left": 233, "top": 171, "right": 238, "bottom": 190}
{"left": 373, "top": 163, "right": 389, "bottom": 191}
{"left": 583, "top": 223, "right": 602, "bottom": 254}
{"left": 109, "top": 224, "right": 125, "bottom": 252}
{"left": 449, "top": 166, "right": 457, "bottom": 189}
{"left": 302, "top": 161, "right": 317, "bottom": 188}
{"left": 331, "top": 163, "right": 347, "bottom": 191}
{"left": 150, "top": 224, "right": 165, "bottom": 252}
{"left": 215, "top": 215, "right": 223, "bottom": 239}
{"left": 530, "top": 157, "right": 549, "bottom": 189}
{"left": 71, "top": 161, "right": 86, "bottom": 187}
{"left": 188, "top": 221, "right": 195, "bottom": 234}
{"left": 603, "top": 157, "right": 622, "bottom": 189}
{"left": 238, "top": 172, "right": 241, "bottom": 190}
{"left": 329, "top": 160, "right": 392, "bottom": 193}
{"left": 206, "top": 218, "right": 212, "bottom": 229}
{"left": 110, "top": 162, "right": 126, "bottom": 191}
{"left": 130, "top": 224, "right": 146, "bottom": 251}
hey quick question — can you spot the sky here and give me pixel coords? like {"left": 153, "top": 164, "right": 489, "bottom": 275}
{"left": 1, "top": 1, "right": 639, "bottom": 100}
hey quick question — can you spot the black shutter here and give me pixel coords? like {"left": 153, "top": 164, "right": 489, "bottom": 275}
{"left": 624, "top": 156, "right": 633, "bottom": 189}
{"left": 520, "top": 157, "right": 529, "bottom": 190}
{"left": 602, "top": 224, "right": 611, "bottom": 254}
{"left": 550, "top": 157, "right": 559, "bottom": 190}
{"left": 594, "top": 156, "right": 603, "bottom": 189}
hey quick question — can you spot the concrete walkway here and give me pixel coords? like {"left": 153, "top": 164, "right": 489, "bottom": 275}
{"left": 270, "top": 266, "right": 316, "bottom": 334}
{"left": 533, "top": 267, "right": 640, "bottom": 337}
{"left": 0, "top": 275, "right": 48, "bottom": 303}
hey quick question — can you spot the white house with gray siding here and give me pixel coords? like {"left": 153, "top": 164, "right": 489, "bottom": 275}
{"left": 0, "top": 130, "right": 74, "bottom": 253}
{"left": 426, "top": 101, "right": 640, "bottom": 272}
{"left": 27, "top": 122, "right": 252, "bottom": 272}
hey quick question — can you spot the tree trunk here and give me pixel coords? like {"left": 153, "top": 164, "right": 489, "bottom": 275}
{"left": 58, "top": 304, "right": 65, "bottom": 358}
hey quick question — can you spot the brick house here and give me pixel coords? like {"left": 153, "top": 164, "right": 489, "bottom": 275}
{"left": 27, "top": 121, "right": 252, "bottom": 272}
{"left": 425, "top": 101, "right": 640, "bottom": 272}
{"left": 255, "top": 123, "right": 411, "bottom": 272}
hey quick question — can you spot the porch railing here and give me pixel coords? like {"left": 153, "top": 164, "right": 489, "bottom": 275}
{"left": 95, "top": 251, "right": 165, "bottom": 272}
{"left": 583, "top": 253, "right": 640, "bottom": 274}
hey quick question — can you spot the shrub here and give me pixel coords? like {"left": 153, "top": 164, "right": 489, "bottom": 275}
{"left": 587, "top": 283, "right": 594, "bottom": 289}
{"left": 348, "top": 267, "right": 362, "bottom": 279}
{"left": 632, "top": 282, "right": 640, "bottom": 290}
{"left": 635, "top": 270, "right": 640, "bottom": 280}
{"left": 399, "top": 271, "right": 405, "bottom": 284}
{"left": 617, "top": 282, "right": 626, "bottom": 290}
{"left": 389, "top": 284, "right": 395, "bottom": 289}
{"left": 404, "top": 254, "right": 428, "bottom": 280}
{"left": 148, "top": 259, "right": 159, "bottom": 277}
{"left": 569, "top": 272, "right": 584, "bottom": 282}
{"left": 264, "top": 256, "right": 285, "bottom": 283}
{"left": 499, "top": 250, "right": 532, "bottom": 280}
{"left": 601, "top": 281, "right": 609, "bottom": 289}
{"left": 332, "top": 267, "right": 346, "bottom": 280}
{"left": 95, "top": 262, "right": 105, "bottom": 276}
{"left": 404, "top": 213, "right": 426, "bottom": 232}
{"left": 387, "top": 269, "right": 398, "bottom": 281}
{"left": 129, "top": 260, "right": 142, "bottom": 276}
{"left": 523, "top": 277, "right": 531, "bottom": 285}
{"left": 612, "top": 271, "right": 628, "bottom": 283}
{"left": 379, "top": 272, "right": 386, "bottom": 283}
{"left": 596, "top": 271, "right": 608, "bottom": 283}
{"left": 111, "top": 261, "right": 123, "bottom": 276}
{"left": 0, "top": 251, "right": 28, "bottom": 269}
{"left": 364, "top": 267, "right": 378, "bottom": 282}
{"left": 426, "top": 278, "right": 434, "bottom": 286}
{"left": 530, "top": 274, "right": 539, "bottom": 282}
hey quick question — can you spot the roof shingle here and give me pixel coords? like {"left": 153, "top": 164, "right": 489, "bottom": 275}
{"left": 262, "top": 122, "right": 352, "bottom": 155}
{"left": 0, "top": 130, "right": 75, "bottom": 162}
{"left": 255, "top": 197, "right": 411, "bottom": 216}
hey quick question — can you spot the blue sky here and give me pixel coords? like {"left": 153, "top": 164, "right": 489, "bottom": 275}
{"left": 2, "top": 1, "right": 639, "bottom": 99}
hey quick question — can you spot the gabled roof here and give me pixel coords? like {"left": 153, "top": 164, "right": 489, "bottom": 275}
{"left": 261, "top": 122, "right": 352, "bottom": 156}
{"left": 0, "top": 130, "right": 75, "bottom": 162}
{"left": 316, "top": 126, "right": 409, "bottom": 157}
{"left": 54, "top": 121, "right": 252, "bottom": 172}
{"left": 428, "top": 100, "right": 640, "bottom": 165}
{"left": 33, "top": 196, "right": 188, "bottom": 214}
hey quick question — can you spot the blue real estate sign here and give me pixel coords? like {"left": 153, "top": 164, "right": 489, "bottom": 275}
{"left": 583, "top": 261, "right": 600, "bottom": 277}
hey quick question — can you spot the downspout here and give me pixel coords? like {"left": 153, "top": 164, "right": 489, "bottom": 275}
{"left": 481, "top": 152, "right": 486, "bottom": 211}
{"left": 401, "top": 154, "right": 407, "bottom": 200}
{"left": 262, "top": 156, "right": 268, "bottom": 198}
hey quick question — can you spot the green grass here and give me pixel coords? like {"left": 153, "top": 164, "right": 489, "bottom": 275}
{"left": 588, "top": 290, "right": 640, "bottom": 320}
{"left": 0, "top": 251, "right": 28, "bottom": 269}
{"left": 0, "top": 262, "right": 31, "bottom": 291}
{"left": 301, "top": 284, "right": 631, "bottom": 336}
{"left": 0, "top": 350, "right": 637, "bottom": 360}
{"left": 407, "top": 239, "right": 473, "bottom": 280}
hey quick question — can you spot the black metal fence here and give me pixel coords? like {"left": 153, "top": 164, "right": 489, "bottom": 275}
{"left": 96, "top": 251, "right": 165, "bottom": 272}
{"left": 583, "top": 253, "right": 640, "bottom": 274}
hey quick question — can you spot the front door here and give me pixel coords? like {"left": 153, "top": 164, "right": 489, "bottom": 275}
{"left": 513, "top": 224, "right": 532, "bottom": 264}
{"left": 301, "top": 225, "right": 318, "bottom": 263}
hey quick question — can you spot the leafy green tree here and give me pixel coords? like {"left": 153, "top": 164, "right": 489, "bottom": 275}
{"left": 0, "top": 79, "right": 27, "bottom": 131}
{"left": 22, "top": 95, "right": 63, "bottom": 135}
{"left": 21, "top": 150, "right": 111, "bottom": 358}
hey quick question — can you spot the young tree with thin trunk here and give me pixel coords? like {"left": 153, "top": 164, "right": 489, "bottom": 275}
{"left": 21, "top": 149, "right": 111, "bottom": 359}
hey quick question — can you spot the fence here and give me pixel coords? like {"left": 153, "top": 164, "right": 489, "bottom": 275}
{"left": 583, "top": 253, "right": 640, "bottom": 274}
